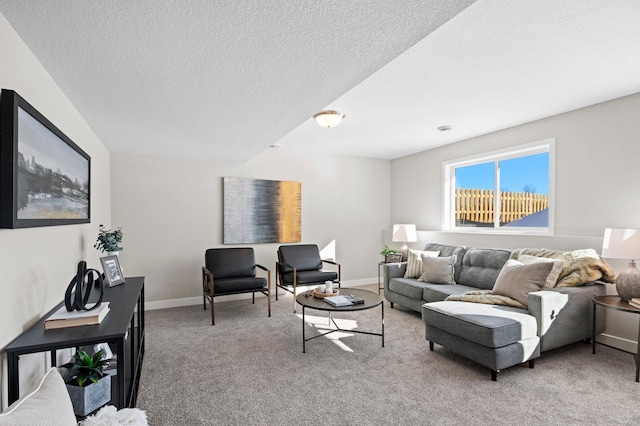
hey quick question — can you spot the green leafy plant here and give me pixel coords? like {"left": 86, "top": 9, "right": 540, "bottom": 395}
{"left": 61, "top": 349, "right": 110, "bottom": 387}
{"left": 380, "top": 245, "right": 399, "bottom": 256}
{"left": 94, "top": 224, "right": 124, "bottom": 252}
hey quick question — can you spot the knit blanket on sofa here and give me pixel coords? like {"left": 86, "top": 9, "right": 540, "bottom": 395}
{"left": 510, "top": 248, "right": 616, "bottom": 287}
{"left": 445, "top": 290, "right": 526, "bottom": 309}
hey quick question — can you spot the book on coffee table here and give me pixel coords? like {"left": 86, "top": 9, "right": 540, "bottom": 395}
{"left": 324, "top": 295, "right": 352, "bottom": 307}
{"left": 344, "top": 295, "right": 365, "bottom": 305}
{"left": 629, "top": 298, "right": 640, "bottom": 309}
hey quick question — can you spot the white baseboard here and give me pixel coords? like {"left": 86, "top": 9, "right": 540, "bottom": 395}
{"left": 596, "top": 333, "right": 638, "bottom": 353}
{"left": 144, "top": 278, "right": 377, "bottom": 311}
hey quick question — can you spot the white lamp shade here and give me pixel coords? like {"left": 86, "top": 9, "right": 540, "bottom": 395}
{"left": 602, "top": 228, "right": 640, "bottom": 259}
{"left": 392, "top": 224, "right": 417, "bottom": 242}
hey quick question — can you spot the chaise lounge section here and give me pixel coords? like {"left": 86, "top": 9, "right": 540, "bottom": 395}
{"left": 383, "top": 243, "right": 613, "bottom": 380}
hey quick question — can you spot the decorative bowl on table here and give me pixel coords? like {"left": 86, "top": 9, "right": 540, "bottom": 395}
{"left": 313, "top": 288, "right": 339, "bottom": 298}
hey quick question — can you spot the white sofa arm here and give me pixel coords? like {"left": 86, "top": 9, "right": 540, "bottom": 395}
{"left": 528, "top": 290, "right": 569, "bottom": 339}
{"left": 527, "top": 283, "right": 606, "bottom": 351}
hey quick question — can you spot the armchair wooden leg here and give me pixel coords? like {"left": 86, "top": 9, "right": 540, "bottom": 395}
{"left": 252, "top": 293, "right": 255, "bottom": 304}
{"left": 275, "top": 266, "right": 279, "bottom": 301}
{"left": 210, "top": 295, "right": 215, "bottom": 326}
{"left": 293, "top": 269, "right": 297, "bottom": 313}
{"left": 202, "top": 272, "right": 207, "bottom": 310}
{"left": 293, "top": 283, "right": 297, "bottom": 313}
{"left": 267, "top": 270, "right": 271, "bottom": 318}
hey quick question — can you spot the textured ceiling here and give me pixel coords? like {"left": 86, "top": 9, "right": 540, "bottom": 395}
{"left": 0, "top": 0, "right": 475, "bottom": 162}
{"left": 1, "top": 1, "right": 639, "bottom": 163}
{"left": 281, "top": 0, "right": 640, "bottom": 159}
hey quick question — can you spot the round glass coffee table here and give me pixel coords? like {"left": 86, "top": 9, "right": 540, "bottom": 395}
{"left": 295, "top": 288, "right": 384, "bottom": 353}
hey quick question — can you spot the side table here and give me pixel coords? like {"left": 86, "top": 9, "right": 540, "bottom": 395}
{"left": 592, "top": 295, "right": 640, "bottom": 382}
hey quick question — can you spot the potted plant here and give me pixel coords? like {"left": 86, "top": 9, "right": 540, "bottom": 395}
{"left": 380, "top": 245, "right": 401, "bottom": 263}
{"left": 61, "top": 349, "right": 112, "bottom": 416}
{"left": 94, "top": 224, "right": 124, "bottom": 256}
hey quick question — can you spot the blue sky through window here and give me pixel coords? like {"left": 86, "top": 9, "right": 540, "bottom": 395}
{"left": 455, "top": 153, "right": 549, "bottom": 194}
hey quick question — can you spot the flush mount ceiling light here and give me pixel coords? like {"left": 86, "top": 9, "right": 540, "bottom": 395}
{"left": 437, "top": 125, "right": 452, "bottom": 132}
{"left": 313, "top": 110, "right": 345, "bottom": 128}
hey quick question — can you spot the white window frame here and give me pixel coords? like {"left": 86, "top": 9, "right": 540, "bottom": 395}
{"left": 442, "top": 138, "right": 555, "bottom": 235}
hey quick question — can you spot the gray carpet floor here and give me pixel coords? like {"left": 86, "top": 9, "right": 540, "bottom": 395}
{"left": 137, "top": 286, "right": 640, "bottom": 425}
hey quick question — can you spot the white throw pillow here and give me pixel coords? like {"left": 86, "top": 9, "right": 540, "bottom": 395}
{"left": 0, "top": 368, "right": 76, "bottom": 426}
{"left": 404, "top": 249, "right": 440, "bottom": 278}
{"left": 518, "top": 254, "right": 564, "bottom": 288}
{"left": 418, "top": 255, "right": 456, "bottom": 284}
{"left": 492, "top": 259, "right": 555, "bottom": 307}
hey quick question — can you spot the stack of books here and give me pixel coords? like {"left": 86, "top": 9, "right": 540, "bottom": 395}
{"left": 324, "top": 295, "right": 366, "bottom": 307}
{"left": 44, "top": 302, "right": 110, "bottom": 330}
{"left": 629, "top": 298, "right": 640, "bottom": 309}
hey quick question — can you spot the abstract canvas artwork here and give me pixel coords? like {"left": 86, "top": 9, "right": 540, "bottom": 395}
{"left": 223, "top": 177, "right": 301, "bottom": 244}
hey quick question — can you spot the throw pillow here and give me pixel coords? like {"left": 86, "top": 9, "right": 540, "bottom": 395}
{"left": 518, "top": 254, "right": 564, "bottom": 288}
{"left": 492, "top": 259, "right": 555, "bottom": 307}
{"left": 0, "top": 368, "right": 76, "bottom": 426}
{"left": 418, "top": 255, "right": 457, "bottom": 284}
{"left": 404, "top": 249, "right": 440, "bottom": 278}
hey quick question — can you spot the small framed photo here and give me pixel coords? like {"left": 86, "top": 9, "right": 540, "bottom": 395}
{"left": 100, "top": 255, "right": 125, "bottom": 287}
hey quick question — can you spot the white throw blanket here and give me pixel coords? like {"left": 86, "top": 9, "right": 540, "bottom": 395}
{"left": 79, "top": 405, "right": 148, "bottom": 426}
{"left": 510, "top": 248, "right": 616, "bottom": 287}
{"left": 445, "top": 290, "right": 526, "bottom": 309}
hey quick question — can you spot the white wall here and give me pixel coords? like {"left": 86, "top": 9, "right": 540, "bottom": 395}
{"left": 389, "top": 92, "right": 640, "bottom": 351}
{"left": 0, "top": 13, "right": 112, "bottom": 406}
{"left": 110, "top": 148, "right": 390, "bottom": 307}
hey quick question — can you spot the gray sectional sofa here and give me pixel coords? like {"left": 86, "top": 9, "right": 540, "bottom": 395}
{"left": 383, "top": 243, "right": 609, "bottom": 380}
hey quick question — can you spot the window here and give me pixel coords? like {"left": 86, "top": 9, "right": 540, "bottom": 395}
{"left": 443, "top": 139, "right": 554, "bottom": 234}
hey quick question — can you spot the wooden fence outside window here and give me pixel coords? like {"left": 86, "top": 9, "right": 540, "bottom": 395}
{"left": 455, "top": 188, "right": 548, "bottom": 225}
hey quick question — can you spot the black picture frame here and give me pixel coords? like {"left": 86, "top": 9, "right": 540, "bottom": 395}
{"left": 0, "top": 89, "right": 90, "bottom": 228}
{"left": 100, "top": 255, "right": 125, "bottom": 287}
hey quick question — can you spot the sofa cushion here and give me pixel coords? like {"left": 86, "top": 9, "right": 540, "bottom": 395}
{"left": 422, "top": 283, "right": 479, "bottom": 302}
{"left": 424, "top": 243, "right": 467, "bottom": 283}
{"left": 457, "top": 248, "right": 511, "bottom": 290}
{"left": 404, "top": 249, "right": 439, "bottom": 278}
{"left": 492, "top": 259, "right": 555, "bottom": 307}
{"left": 0, "top": 368, "right": 76, "bottom": 426}
{"left": 422, "top": 301, "right": 536, "bottom": 349}
{"left": 418, "top": 255, "right": 456, "bottom": 284}
{"left": 389, "top": 278, "right": 429, "bottom": 300}
{"left": 281, "top": 269, "right": 337, "bottom": 285}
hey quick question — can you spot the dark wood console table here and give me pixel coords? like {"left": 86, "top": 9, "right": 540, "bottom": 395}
{"left": 5, "top": 276, "right": 145, "bottom": 409}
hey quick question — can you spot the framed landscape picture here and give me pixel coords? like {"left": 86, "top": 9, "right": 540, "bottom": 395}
{"left": 0, "top": 89, "right": 90, "bottom": 228}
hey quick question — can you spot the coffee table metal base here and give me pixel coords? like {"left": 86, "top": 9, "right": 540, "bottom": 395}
{"left": 301, "top": 304, "right": 384, "bottom": 353}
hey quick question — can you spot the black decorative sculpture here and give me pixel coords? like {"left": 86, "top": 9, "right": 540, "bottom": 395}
{"left": 64, "top": 261, "right": 104, "bottom": 312}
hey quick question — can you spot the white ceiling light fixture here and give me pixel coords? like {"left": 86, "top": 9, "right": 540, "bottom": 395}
{"left": 313, "top": 110, "right": 345, "bottom": 128}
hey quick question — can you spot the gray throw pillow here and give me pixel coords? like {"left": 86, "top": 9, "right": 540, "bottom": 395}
{"left": 418, "top": 255, "right": 456, "bottom": 284}
{"left": 492, "top": 259, "right": 554, "bottom": 307}
{"left": 518, "top": 254, "right": 564, "bottom": 288}
{"left": 404, "top": 249, "right": 439, "bottom": 278}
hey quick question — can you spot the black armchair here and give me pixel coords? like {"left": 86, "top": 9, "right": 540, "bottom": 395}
{"left": 276, "top": 244, "right": 341, "bottom": 312}
{"left": 202, "top": 247, "right": 271, "bottom": 325}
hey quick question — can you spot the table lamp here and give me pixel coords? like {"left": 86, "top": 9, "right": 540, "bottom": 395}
{"left": 601, "top": 228, "right": 640, "bottom": 301}
{"left": 392, "top": 224, "right": 417, "bottom": 261}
